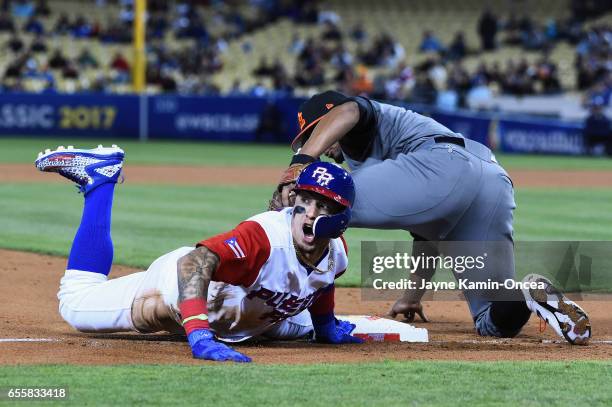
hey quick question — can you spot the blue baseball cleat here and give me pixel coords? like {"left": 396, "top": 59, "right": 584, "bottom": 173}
{"left": 35, "top": 145, "right": 125, "bottom": 195}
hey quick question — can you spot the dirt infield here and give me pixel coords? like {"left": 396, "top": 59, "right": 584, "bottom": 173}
{"left": 2, "top": 163, "right": 611, "bottom": 364}
{"left": 2, "top": 163, "right": 612, "bottom": 187}
{"left": 1, "top": 249, "right": 611, "bottom": 365}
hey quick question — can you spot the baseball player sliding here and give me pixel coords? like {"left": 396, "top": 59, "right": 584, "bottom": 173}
{"left": 271, "top": 90, "right": 591, "bottom": 345}
{"left": 35, "top": 146, "right": 363, "bottom": 363}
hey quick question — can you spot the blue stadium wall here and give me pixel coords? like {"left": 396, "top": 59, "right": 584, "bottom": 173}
{"left": 0, "top": 92, "right": 586, "bottom": 155}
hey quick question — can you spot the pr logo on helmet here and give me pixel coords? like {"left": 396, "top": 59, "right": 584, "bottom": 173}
{"left": 311, "top": 166, "right": 334, "bottom": 186}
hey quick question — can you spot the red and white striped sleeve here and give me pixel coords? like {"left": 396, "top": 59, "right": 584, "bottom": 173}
{"left": 197, "top": 221, "right": 271, "bottom": 287}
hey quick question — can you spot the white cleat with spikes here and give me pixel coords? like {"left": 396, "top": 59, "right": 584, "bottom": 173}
{"left": 522, "top": 273, "right": 591, "bottom": 345}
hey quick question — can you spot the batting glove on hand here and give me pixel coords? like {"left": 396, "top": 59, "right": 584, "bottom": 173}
{"left": 187, "top": 329, "right": 251, "bottom": 363}
{"left": 312, "top": 314, "right": 364, "bottom": 344}
{"left": 336, "top": 318, "right": 358, "bottom": 336}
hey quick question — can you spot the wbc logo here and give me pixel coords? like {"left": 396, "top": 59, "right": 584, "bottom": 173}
{"left": 312, "top": 166, "right": 334, "bottom": 186}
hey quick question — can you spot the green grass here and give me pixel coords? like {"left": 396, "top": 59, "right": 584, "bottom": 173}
{"left": 2, "top": 137, "right": 611, "bottom": 405}
{"left": 1, "top": 137, "right": 290, "bottom": 166}
{"left": 1, "top": 183, "right": 611, "bottom": 286}
{"left": 0, "top": 362, "right": 610, "bottom": 406}
{"left": 3, "top": 137, "right": 612, "bottom": 169}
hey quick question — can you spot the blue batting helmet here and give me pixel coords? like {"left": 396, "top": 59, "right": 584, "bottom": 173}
{"left": 294, "top": 161, "right": 355, "bottom": 238}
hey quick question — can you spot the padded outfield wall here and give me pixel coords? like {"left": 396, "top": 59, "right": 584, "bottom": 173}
{"left": 0, "top": 92, "right": 590, "bottom": 155}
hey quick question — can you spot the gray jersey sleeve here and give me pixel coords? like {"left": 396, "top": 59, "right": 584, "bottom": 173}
{"left": 342, "top": 99, "right": 461, "bottom": 168}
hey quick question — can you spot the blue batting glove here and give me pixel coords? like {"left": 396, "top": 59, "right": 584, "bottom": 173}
{"left": 187, "top": 329, "right": 252, "bottom": 363}
{"left": 312, "top": 313, "right": 364, "bottom": 344}
{"left": 336, "top": 318, "right": 358, "bottom": 336}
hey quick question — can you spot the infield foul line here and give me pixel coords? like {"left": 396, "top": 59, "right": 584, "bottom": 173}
{"left": 0, "top": 338, "right": 59, "bottom": 343}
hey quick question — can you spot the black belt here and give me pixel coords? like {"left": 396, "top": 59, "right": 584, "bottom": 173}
{"left": 434, "top": 135, "right": 465, "bottom": 148}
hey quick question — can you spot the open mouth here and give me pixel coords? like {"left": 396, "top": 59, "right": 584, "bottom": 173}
{"left": 302, "top": 224, "right": 314, "bottom": 243}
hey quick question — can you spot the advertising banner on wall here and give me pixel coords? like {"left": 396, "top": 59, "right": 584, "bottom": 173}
{"left": 0, "top": 93, "right": 139, "bottom": 137}
{"left": 497, "top": 118, "right": 585, "bottom": 155}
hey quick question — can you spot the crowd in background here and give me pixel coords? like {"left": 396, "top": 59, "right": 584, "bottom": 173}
{"left": 0, "top": 0, "right": 321, "bottom": 93}
{"left": 0, "top": 0, "right": 610, "bottom": 112}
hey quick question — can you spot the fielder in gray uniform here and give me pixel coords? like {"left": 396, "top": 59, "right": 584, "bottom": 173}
{"left": 270, "top": 90, "right": 592, "bottom": 344}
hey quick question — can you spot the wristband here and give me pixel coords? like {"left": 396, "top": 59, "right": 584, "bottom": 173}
{"left": 290, "top": 153, "right": 316, "bottom": 165}
{"left": 311, "top": 312, "right": 335, "bottom": 326}
{"left": 187, "top": 329, "right": 214, "bottom": 347}
{"left": 179, "top": 298, "right": 210, "bottom": 334}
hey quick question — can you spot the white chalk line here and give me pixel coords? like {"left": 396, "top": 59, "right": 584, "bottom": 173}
{"left": 431, "top": 339, "right": 612, "bottom": 345}
{"left": 1, "top": 337, "right": 611, "bottom": 345}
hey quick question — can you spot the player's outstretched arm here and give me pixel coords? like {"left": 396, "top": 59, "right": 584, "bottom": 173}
{"left": 177, "top": 246, "right": 251, "bottom": 363}
{"left": 273, "top": 102, "right": 360, "bottom": 208}
{"left": 308, "top": 285, "right": 364, "bottom": 344}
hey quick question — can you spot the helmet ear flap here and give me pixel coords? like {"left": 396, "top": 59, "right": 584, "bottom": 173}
{"left": 312, "top": 207, "right": 352, "bottom": 239}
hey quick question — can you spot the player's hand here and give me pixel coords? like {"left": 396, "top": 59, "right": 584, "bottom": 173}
{"left": 335, "top": 318, "right": 358, "bottom": 336}
{"left": 187, "top": 329, "right": 251, "bottom": 363}
{"left": 388, "top": 299, "right": 428, "bottom": 323}
{"left": 312, "top": 314, "right": 364, "bottom": 344}
{"left": 280, "top": 183, "right": 297, "bottom": 207}
{"left": 276, "top": 162, "right": 308, "bottom": 207}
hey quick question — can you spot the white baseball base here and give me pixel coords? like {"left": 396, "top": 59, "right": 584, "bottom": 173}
{"left": 338, "top": 315, "right": 429, "bottom": 343}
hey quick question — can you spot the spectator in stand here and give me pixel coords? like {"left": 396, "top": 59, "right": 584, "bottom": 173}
{"left": 502, "top": 58, "right": 535, "bottom": 96}
{"left": 330, "top": 44, "right": 353, "bottom": 69}
{"left": 502, "top": 13, "right": 521, "bottom": 45}
{"left": 349, "top": 64, "right": 373, "bottom": 95}
{"left": 249, "top": 82, "right": 267, "bottom": 97}
{"left": 383, "top": 61, "right": 414, "bottom": 101}
{"left": 35, "top": 0, "right": 50, "bottom": 17}
{"left": 448, "top": 31, "right": 467, "bottom": 61}
{"left": 227, "top": 79, "right": 244, "bottom": 96}
{"left": 49, "top": 49, "right": 68, "bottom": 69}
{"left": 54, "top": 13, "right": 71, "bottom": 35}
{"left": 585, "top": 80, "right": 612, "bottom": 107}
{"left": 110, "top": 52, "right": 130, "bottom": 72}
{"left": 447, "top": 62, "right": 471, "bottom": 105}
{"left": 521, "top": 23, "right": 549, "bottom": 51}
{"left": 350, "top": 21, "right": 367, "bottom": 43}
{"left": 72, "top": 15, "right": 94, "bottom": 38}
{"left": 29, "top": 33, "right": 47, "bottom": 53}
{"left": 7, "top": 33, "right": 24, "bottom": 52}
{"left": 488, "top": 61, "right": 503, "bottom": 87}
{"left": 535, "top": 57, "right": 562, "bottom": 93}
{"left": 419, "top": 30, "right": 444, "bottom": 53}
{"left": 23, "top": 15, "right": 42, "bottom": 34}
{"left": 0, "top": 11, "right": 15, "bottom": 32}
{"left": 288, "top": 32, "right": 305, "bottom": 55}
{"left": 12, "top": 0, "right": 34, "bottom": 19}
{"left": 478, "top": 9, "right": 498, "bottom": 51}
{"left": 583, "top": 99, "right": 612, "bottom": 156}
{"left": 253, "top": 56, "right": 273, "bottom": 77}
{"left": 466, "top": 77, "right": 494, "bottom": 110}
{"left": 148, "top": 12, "right": 168, "bottom": 39}
{"left": 321, "top": 20, "right": 342, "bottom": 41}
{"left": 62, "top": 61, "right": 79, "bottom": 79}
{"left": 4, "top": 59, "right": 22, "bottom": 79}
{"left": 408, "top": 69, "right": 437, "bottom": 104}
{"left": 77, "top": 49, "right": 99, "bottom": 69}
{"left": 428, "top": 57, "right": 447, "bottom": 90}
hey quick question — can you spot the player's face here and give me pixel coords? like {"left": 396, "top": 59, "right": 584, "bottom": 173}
{"left": 291, "top": 190, "right": 342, "bottom": 253}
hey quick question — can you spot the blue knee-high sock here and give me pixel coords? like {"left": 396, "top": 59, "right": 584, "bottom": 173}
{"left": 67, "top": 183, "right": 116, "bottom": 275}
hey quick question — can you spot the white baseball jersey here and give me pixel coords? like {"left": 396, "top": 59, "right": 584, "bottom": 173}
{"left": 200, "top": 208, "right": 348, "bottom": 342}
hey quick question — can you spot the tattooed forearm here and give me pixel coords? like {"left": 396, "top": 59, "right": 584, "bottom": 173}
{"left": 177, "top": 246, "right": 220, "bottom": 302}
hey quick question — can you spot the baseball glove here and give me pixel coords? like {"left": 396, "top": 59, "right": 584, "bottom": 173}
{"left": 268, "top": 188, "right": 284, "bottom": 211}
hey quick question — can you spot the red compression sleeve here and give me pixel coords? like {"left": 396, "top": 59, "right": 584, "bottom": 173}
{"left": 179, "top": 298, "right": 210, "bottom": 335}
